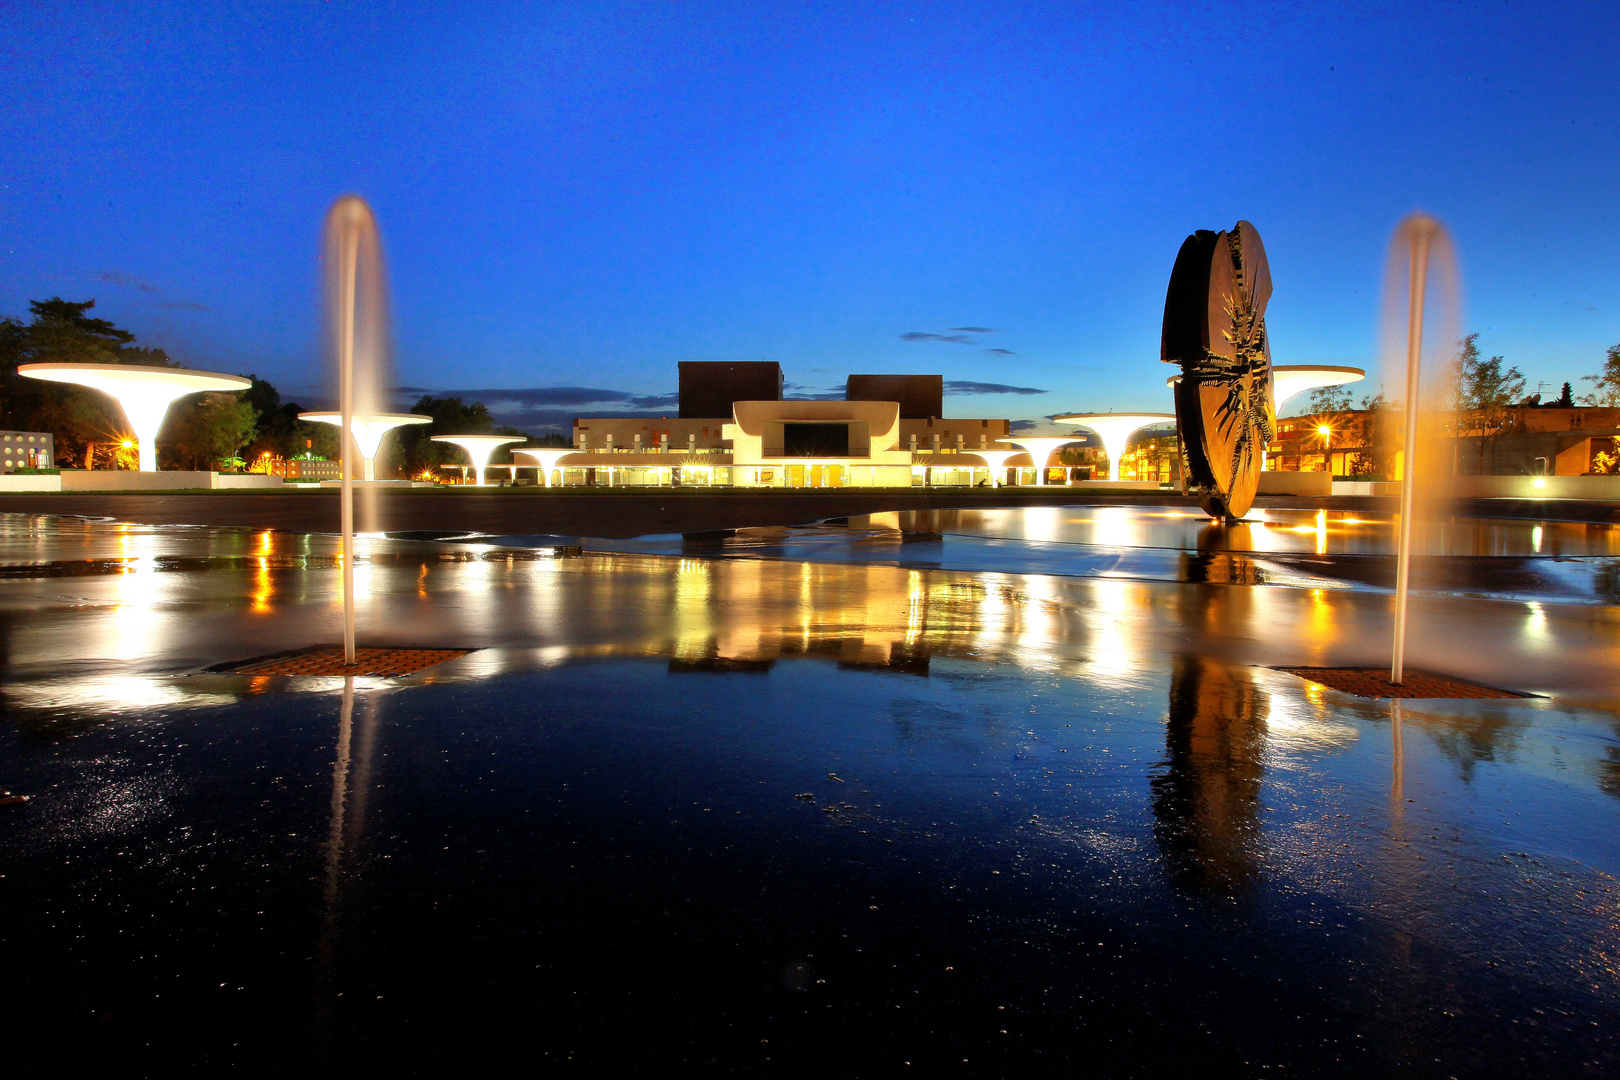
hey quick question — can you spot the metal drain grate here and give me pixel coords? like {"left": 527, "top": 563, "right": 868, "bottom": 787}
{"left": 1277, "top": 667, "right": 1529, "bottom": 700}
{"left": 226, "top": 647, "right": 471, "bottom": 678}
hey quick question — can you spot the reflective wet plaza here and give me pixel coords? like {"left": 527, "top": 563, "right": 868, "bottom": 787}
{"left": 1, "top": 512, "right": 1617, "bottom": 1073}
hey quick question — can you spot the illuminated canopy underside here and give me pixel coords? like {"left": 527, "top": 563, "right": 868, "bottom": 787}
{"left": 18, "top": 362, "right": 252, "bottom": 472}
{"left": 1269, "top": 365, "right": 1365, "bottom": 411}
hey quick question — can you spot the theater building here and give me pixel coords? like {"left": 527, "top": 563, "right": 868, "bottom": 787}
{"left": 562, "top": 363, "right": 1016, "bottom": 488}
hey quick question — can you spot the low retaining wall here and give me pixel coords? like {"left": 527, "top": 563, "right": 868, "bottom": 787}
{"left": 0, "top": 474, "right": 62, "bottom": 492}
{"left": 1066, "top": 480, "right": 1164, "bottom": 491}
{"left": 1331, "top": 481, "right": 1401, "bottom": 496}
{"left": 58, "top": 471, "right": 285, "bottom": 491}
{"left": 1451, "top": 475, "right": 1620, "bottom": 501}
{"left": 1258, "top": 472, "right": 1332, "bottom": 496}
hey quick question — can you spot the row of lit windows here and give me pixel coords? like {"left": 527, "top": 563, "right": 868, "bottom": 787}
{"left": 1, "top": 434, "right": 45, "bottom": 443}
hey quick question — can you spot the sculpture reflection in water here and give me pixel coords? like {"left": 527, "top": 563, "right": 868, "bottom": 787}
{"left": 1178, "top": 522, "right": 1266, "bottom": 586}
{"left": 1151, "top": 657, "right": 1268, "bottom": 894}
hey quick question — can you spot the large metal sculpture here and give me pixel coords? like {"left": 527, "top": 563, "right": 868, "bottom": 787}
{"left": 1161, "top": 220, "right": 1275, "bottom": 521}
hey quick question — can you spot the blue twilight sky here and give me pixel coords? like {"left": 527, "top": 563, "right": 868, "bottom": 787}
{"left": 3, "top": 0, "right": 1617, "bottom": 433}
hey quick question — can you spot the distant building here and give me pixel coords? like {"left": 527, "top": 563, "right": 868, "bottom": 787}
{"left": 1268, "top": 405, "right": 1620, "bottom": 477}
{"left": 564, "top": 362, "right": 1013, "bottom": 488}
{"left": 0, "top": 431, "right": 54, "bottom": 472}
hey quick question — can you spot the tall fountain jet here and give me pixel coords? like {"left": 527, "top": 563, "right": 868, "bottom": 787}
{"left": 325, "top": 195, "right": 392, "bottom": 666}
{"left": 1383, "top": 213, "right": 1459, "bottom": 685}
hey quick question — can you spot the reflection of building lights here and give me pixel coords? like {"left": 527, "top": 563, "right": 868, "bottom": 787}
{"left": 300, "top": 412, "right": 432, "bottom": 482}
{"left": 1048, "top": 414, "right": 1176, "bottom": 482}
{"left": 19, "top": 362, "right": 253, "bottom": 471}
{"left": 432, "top": 435, "right": 526, "bottom": 486}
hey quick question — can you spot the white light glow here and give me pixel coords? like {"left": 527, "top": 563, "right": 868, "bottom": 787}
{"left": 512, "top": 448, "right": 579, "bottom": 488}
{"left": 300, "top": 412, "right": 432, "bottom": 481}
{"left": 433, "top": 435, "right": 525, "bottom": 486}
{"left": 19, "top": 363, "right": 252, "bottom": 471}
{"left": 1049, "top": 414, "right": 1175, "bottom": 482}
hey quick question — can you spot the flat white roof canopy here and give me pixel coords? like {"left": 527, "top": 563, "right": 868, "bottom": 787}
{"left": 19, "top": 362, "right": 252, "bottom": 472}
{"left": 1051, "top": 413, "right": 1176, "bottom": 482}
{"left": 300, "top": 412, "right": 431, "bottom": 481}
{"left": 432, "top": 435, "right": 525, "bottom": 486}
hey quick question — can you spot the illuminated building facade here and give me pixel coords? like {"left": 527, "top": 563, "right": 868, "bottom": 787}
{"left": 562, "top": 362, "right": 1014, "bottom": 488}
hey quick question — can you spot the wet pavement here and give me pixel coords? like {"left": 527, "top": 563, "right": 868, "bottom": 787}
{"left": 1, "top": 512, "right": 1618, "bottom": 1074}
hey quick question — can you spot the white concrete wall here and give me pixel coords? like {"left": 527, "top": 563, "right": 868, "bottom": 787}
{"left": 0, "top": 474, "right": 61, "bottom": 491}
{"left": 61, "top": 470, "right": 218, "bottom": 490}
{"left": 1450, "top": 475, "right": 1620, "bottom": 500}
{"left": 1258, "top": 471, "right": 1333, "bottom": 496}
{"left": 212, "top": 474, "right": 285, "bottom": 489}
{"left": 1324, "top": 476, "right": 1620, "bottom": 500}
{"left": 58, "top": 471, "right": 284, "bottom": 490}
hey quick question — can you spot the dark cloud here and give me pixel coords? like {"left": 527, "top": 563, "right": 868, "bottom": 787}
{"left": 948, "top": 326, "right": 995, "bottom": 333}
{"left": 386, "top": 386, "right": 680, "bottom": 434}
{"left": 944, "top": 381, "right": 1046, "bottom": 396}
{"left": 398, "top": 386, "right": 678, "bottom": 409}
{"left": 901, "top": 332, "right": 976, "bottom": 344}
{"left": 98, "top": 270, "right": 159, "bottom": 292}
{"left": 784, "top": 380, "right": 847, "bottom": 401}
{"left": 1008, "top": 419, "right": 1039, "bottom": 433}
{"left": 985, "top": 348, "right": 1017, "bottom": 357}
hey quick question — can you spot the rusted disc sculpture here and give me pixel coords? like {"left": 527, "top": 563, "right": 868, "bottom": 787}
{"left": 1161, "top": 220, "right": 1276, "bottom": 522}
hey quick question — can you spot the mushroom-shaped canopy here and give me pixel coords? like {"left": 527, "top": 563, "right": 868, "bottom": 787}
{"left": 19, "top": 363, "right": 252, "bottom": 472}
{"left": 1050, "top": 414, "right": 1176, "bottom": 482}
{"left": 432, "top": 435, "right": 526, "bottom": 486}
